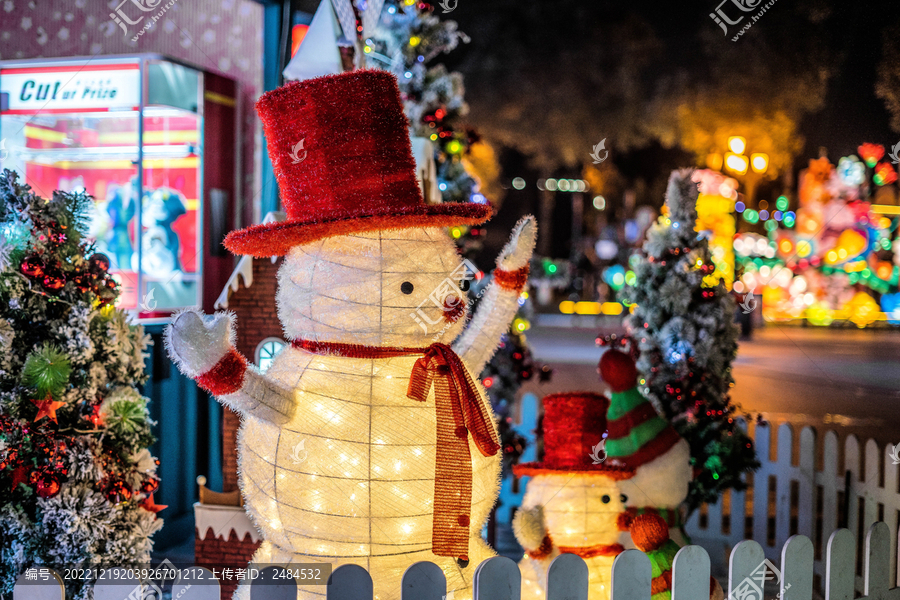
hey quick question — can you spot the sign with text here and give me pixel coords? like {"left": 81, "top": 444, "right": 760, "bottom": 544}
{"left": 0, "top": 63, "right": 140, "bottom": 114}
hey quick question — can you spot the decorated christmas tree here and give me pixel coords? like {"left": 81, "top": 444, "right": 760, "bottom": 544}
{"left": 624, "top": 170, "right": 758, "bottom": 511}
{"left": 370, "top": 0, "right": 498, "bottom": 258}
{"left": 0, "top": 171, "right": 162, "bottom": 599}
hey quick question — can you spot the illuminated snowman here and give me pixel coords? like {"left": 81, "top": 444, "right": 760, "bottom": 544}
{"left": 513, "top": 349, "right": 695, "bottom": 600}
{"left": 512, "top": 392, "right": 633, "bottom": 600}
{"left": 165, "top": 70, "right": 535, "bottom": 600}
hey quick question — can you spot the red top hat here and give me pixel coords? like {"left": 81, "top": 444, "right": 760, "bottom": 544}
{"left": 513, "top": 392, "right": 634, "bottom": 479}
{"left": 224, "top": 70, "right": 492, "bottom": 257}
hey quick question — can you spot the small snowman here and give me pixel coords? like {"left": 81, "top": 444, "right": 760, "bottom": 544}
{"left": 165, "top": 70, "right": 536, "bottom": 600}
{"left": 511, "top": 392, "right": 635, "bottom": 600}
{"left": 597, "top": 348, "right": 693, "bottom": 547}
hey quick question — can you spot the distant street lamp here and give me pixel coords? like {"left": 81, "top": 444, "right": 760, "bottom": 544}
{"left": 728, "top": 136, "right": 746, "bottom": 155}
{"left": 751, "top": 153, "right": 769, "bottom": 174}
{"left": 720, "top": 136, "right": 769, "bottom": 216}
{"left": 725, "top": 152, "right": 748, "bottom": 175}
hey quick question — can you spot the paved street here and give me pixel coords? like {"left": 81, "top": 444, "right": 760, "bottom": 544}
{"left": 520, "top": 319, "right": 900, "bottom": 447}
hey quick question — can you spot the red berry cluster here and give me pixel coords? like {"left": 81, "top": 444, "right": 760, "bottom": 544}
{"left": 20, "top": 250, "right": 118, "bottom": 305}
{"left": 0, "top": 415, "right": 70, "bottom": 499}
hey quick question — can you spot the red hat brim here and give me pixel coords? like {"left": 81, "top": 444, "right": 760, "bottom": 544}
{"left": 513, "top": 461, "right": 635, "bottom": 479}
{"left": 223, "top": 201, "right": 491, "bottom": 257}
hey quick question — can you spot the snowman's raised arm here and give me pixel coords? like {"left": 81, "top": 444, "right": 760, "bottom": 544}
{"left": 165, "top": 310, "right": 296, "bottom": 424}
{"left": 453, "top": 216, "right": 536, "bottom": 374}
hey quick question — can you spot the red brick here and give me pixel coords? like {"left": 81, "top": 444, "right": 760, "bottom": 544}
{"left": 218, "top": 257, "right": 285, "bottom": 491}
{"left": 195, "top": 526, "right": 261, "bottom": 600}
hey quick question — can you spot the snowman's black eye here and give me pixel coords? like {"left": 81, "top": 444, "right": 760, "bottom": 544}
{"left": 620, "top": 494, "right": 628, "bottom": 503}
{"left": 400, "top": 282, "right": 414, "bottom": 295}
{"left": 601, "top": 495, "right": 611, "bottom": 504}
{"left": 459, "top": 279, "right": 471, "bottom": 291}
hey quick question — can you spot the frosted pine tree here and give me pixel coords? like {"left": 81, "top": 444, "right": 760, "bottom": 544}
{"left": 625, "top": 170, "right": 758, "bottom": 511}
{"left": 370, "top": 1, "right": 482, "bottom": 208}
{"left": 0, "top": 171, "right": 162, "bottom": 599}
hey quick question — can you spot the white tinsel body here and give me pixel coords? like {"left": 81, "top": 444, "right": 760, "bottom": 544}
{"left": 234, "top": 349, "right": 499, "bottom": 599}
{"left": 516, "top": 473, "right": 624, "bottom": 600}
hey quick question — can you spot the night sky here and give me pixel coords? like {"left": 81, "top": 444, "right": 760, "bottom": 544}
{"left": 449, "top": 1, "right": 899, "bottom": 155}
{"left": 437, "top": 0, "right": 900, "bottom": 257}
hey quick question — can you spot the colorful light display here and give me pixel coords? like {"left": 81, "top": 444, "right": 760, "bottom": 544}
{"left": 733, "top": 148, "right": 900, "bottom": 327}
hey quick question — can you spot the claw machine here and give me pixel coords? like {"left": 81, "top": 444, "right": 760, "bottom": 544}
{"left": 0, "top": 54, "right": 238, "bottom": 319}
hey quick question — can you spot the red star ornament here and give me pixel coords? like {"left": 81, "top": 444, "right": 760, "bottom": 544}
{"left": 140, "top": 493, "right": 168, "bottom": 515}
{"left": 32, "top": 395, "right": 65, "bottom": 424}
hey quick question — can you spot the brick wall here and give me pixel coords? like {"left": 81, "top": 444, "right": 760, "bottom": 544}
{"left": 221, "top": 257, "right": 283, "bottom": 491}
{"left": 195, "top": 527, "right": 262, "bottom": 600}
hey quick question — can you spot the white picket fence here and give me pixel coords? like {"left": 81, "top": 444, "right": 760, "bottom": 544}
{"left": 10, "top": 522, "right": 900, "bottom": 599}
{"left": 686, "top": 422, "right": 900, "bottom": 595}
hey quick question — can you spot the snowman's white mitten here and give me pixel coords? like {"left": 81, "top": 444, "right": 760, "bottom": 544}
{"left": 497, "top": 216, "right": 537, "bottom": 273}
{"left": 165, "top": 309, "right": 238, "bottom": 379}
{"left": 513, "top": 505, "right": 549, "bottom": 553}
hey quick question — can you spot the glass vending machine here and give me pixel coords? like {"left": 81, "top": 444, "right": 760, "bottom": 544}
{"left": 0, "top": 54, "right": 238, "bottom": 318}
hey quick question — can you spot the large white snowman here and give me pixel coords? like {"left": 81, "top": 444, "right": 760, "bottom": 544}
{"left": 165, "top": 70, "right": 536, "bottom": 600}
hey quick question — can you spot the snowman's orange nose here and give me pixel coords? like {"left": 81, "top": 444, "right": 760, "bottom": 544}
{"left": 443, "top": 295, "right": 465, "bottom": 322}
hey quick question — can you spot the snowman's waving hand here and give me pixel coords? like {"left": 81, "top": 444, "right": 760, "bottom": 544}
{"left": 513, "top": 504, "right": 559, "bottom": 567}
{"left": 165, "top": 309, "right": 296, "bottom": 424}
{"left": 453, "top": 215, "right": 536, "bottom": 374}
{"left": 496, "top": 215, "right": 537, "bottom": 272}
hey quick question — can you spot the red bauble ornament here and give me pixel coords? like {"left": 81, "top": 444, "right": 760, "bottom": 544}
{"left": 20, "top": 255, "right": 45, "bottom": 278}
{"left": 37, "top": 475, "right": 61, "bottom": 498}
{"left": 89, "top": 253, "right": 111, "bottom": 273}
{"left": 598, "top": 348, "right": 638, "bottom": 392}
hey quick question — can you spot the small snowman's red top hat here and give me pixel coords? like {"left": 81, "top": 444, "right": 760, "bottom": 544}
{"left": 224, "top": 70, "right": 491, "bottom": 257}
{"left": 514, "top": 392, "right": 634, "bottom": 479}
